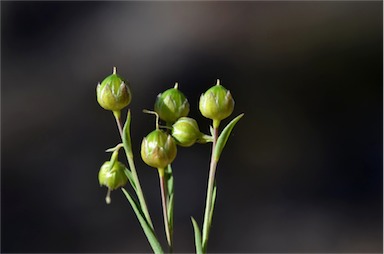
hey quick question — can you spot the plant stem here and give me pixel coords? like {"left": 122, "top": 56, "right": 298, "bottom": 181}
{"left": 114, "top": 112, "right": 124, "bottom": 137}
{"left": 113, "top": 111, "right": 154, "bottom": 229}
{"left": 158, "top": 168, "right": 173, "bottom": 253}
{"left": 202, "top": 126, "right": 219, "bottom": 253}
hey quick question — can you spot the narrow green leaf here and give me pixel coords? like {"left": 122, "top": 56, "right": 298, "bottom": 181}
{"left": 191, "top": 217, "right": 203, "bottom": 254}
{"left": 164, "top": 165, "right": 174, "bottom": 196}
{"left": 123, "top": 167, "right": 136, "bottom": 191}
{"left": 209, "top": 183, "right": 217, "bottom": 226}
{"left": 165, "top": 165, "right": 174, "bottom": 238}
{"left": 122, "top": 110, "right": 155, "bottom": 231}
{"left": 167, "top": 193, "right": 174, "bottom": 231}
{"left": 214, "top": 113, "right": 244, "bottom": 161}
{"left": 122, "top": 188, "right": 164, "bottom": 254}
{"left": 202, "top": 183, "right": 217, "bottom": 253}
{"left": 122, "top": 110, "right": 132, "bottom": 152}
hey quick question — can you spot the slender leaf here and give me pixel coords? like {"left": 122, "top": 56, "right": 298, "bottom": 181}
{"left": 164, "top": 165, "right": 174, "bottom": 196}
{"left": 209, "top": 183, "right": 217, "bottom": 226}
{"left": 167, "top": 193, "right": 174, "bottom": 231}
{"left": 191, "top": 217, "right": 203, "bottom": 254}
{"left": 202, "top": 184, "right": 217, "bottom": 253}
{"left": 214, "top": 113, "right": 244, "bottom": 161}
{"left": 123, "top": 167, "right": 136, "bottom": 191}
{"left": 164, "top": 165, "right": 174, "bottom": 226}
{"left": 122, "top": 110, "right": 154, "bottom": 230}
{"left": 165, "top": 165, "right": 174, "bottom": 241}
{"left": 122, "top": 188, "right": 164, "bottom": 254}
{"left": 122, "top": 110, "right": 132, "bottom": 153}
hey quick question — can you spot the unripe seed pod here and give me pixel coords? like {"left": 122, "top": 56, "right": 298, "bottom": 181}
{"left": 96, "top": 67, "right": 132, "bottom": 111}
{"left": 141, "top": 129, "right": 177, "bottom": 169}
{"left": 154, "top": 83, "right": 189, "bottom": 124}
{"left": 199, "top": 79, "right": 234, "bottom": 123}
{"left": 172, "top": 117, "right": 202, "bottom": 147}
{"left": 98, "top": 160, "right": 128, "bottom": 190}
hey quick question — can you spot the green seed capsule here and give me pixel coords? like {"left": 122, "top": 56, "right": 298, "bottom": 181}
{"left": 199, "top": 79, "right": 234, "bottom": 123}
{"left": 98, "top": 160, "right": 128, "bottom": 190}
{"left": 141, "top": 129, "right": 177, "bottom": 169}
{"left": 154, "top": 83, "right": 190, "bottom": 124}
{"left": 172, "top": 117, "right": 202, "bottom": 147}
{"left": 96, "top": 67, "right": 132, "bottom": 111}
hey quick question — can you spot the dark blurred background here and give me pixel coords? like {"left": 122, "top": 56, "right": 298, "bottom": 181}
{"left": 1, "top": 1, "right": 382, "bottom": 253}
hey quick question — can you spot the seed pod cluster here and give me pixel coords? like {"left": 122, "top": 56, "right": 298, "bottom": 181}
{"left": 95, "top": 71, "right": 236, "bottom": 170}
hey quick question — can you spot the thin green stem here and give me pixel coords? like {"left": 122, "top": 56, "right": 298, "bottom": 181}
{"left": 202, "top": 126, "right": 219, "bottom": 253}
{"left": 113, "top": 111, "right": 154, "bottom": 230}
{"left": 113, "top": 111, "right": 124, "bottom": 137}
{"left": 158, "top": 168, "right": 173, "bottom": 252}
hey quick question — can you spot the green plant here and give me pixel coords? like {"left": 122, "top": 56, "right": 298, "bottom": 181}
{"left": 96, "top": 68, "right": 243, "bottom": 253}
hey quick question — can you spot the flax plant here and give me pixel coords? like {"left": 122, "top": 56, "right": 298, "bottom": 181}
{"left": 95, "top": 68, "right": 243, "bottom": 254}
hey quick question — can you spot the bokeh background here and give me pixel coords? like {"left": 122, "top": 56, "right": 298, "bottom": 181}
{"left": 1, "top": 1, "right": 382, "bottom": 253}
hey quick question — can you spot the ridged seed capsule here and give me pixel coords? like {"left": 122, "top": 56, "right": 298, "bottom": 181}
{"left": 141, "top": 129, "right": 177, "bottom": 169}
{"left": 98, "top": 160, "right": 128, "bottom": 204}
{"left": 98, "top": 160, "right": 128, "bottom": 190}
{"left": 96, "top": 67, "right": 132, "bottom": 111}
{"left": 172, "top": 117, "right": 202, "bottom": 147}
{"left": 154, "top": 83, "right": 190, "bottom": 124}
{"left": 199, "top": 79, "right": 234, "bottom": 126}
